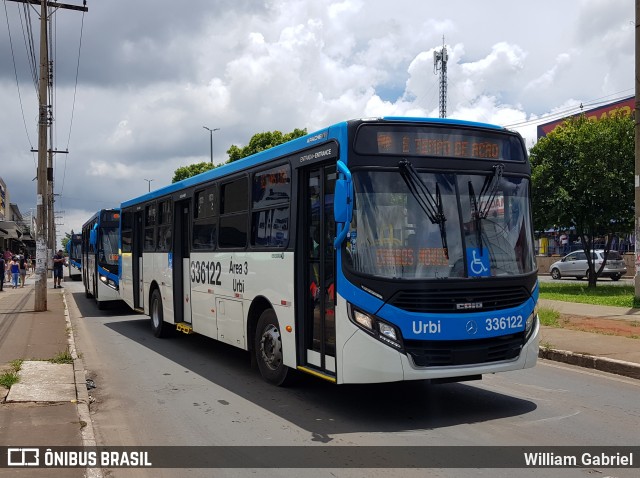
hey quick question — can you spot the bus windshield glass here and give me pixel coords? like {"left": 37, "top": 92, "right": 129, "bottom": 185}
{"left": 100, "top": 226, "right": 119, "bottom": 266}
{"left": 343, "top": 169, "right": 535, "bottom": 279}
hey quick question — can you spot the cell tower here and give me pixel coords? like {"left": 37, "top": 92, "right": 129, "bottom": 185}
{"left": 433, "top": 37, "right": 448, "bottom": 118}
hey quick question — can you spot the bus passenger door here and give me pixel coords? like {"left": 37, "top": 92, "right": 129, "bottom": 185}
{"left": 133, "top": 211, "right": 144, "bottom": 309}
{"left": 300, "top": 164, "right": 336, "bottom": 376}
{"left": 173, "top": 200, "right": 192, "bottom": 324}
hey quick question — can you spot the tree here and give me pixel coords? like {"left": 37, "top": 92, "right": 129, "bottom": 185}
{"left": 530, "top": 112, "right": 633, "bottom": 287}
{"left": 60, "top": 231, "right": 73, "bottom": 252}
{"left": 172, "top": 128, "right": 308, "bottom": 182}
{"left": 172, "top": 161, "right": 215, "bottom": 183}
{"left": 226, "top": 128, "right": 307, "bottom": 162}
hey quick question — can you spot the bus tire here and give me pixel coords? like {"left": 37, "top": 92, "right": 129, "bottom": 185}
{"left": 254, "top": 309, "right": 292, "bottom": 386}
{"left": 150, "top": 288, "right": 172, "bottom": 338}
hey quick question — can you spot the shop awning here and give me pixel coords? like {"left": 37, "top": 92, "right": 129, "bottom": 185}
{"left": 0, "top": 221, "right": 23, "bottom": 240}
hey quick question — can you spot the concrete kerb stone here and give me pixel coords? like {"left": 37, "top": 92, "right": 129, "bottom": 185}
{"left": 539, "top": 347, "right": 640, "bottom": 380}
{"left": 62, "top": 290, "right": 103, "bottom": 478}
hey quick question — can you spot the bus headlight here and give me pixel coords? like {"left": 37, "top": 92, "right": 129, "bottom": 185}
{"left": 525, "top": 306, "right": 537, "bottom": 340}
{"left": 353, "top": 309, "right": 374, "bottom": 330}
{"left": 378, "top": 322, "right": 397, "bottom": 341}
{"left": 100, "top": 275, "right": 118, "bottom": 290}
{"left": 348, "top": 304, "right": 403, "bottom": 350}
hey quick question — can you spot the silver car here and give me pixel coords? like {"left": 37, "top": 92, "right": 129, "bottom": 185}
{"left": 549, "top": 250, "right": 627, "bottom": 281}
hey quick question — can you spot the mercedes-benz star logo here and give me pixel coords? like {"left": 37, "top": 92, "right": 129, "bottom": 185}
{"left": 465, "top": 320, "right": 478, "bottom": 335}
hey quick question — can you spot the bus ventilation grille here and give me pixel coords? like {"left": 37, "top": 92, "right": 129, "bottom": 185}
{"left": 388, "top": 286, "right": 530, "bottom": 313}
{"left": 404, "top": 333, "right": 524, "bottom": 367}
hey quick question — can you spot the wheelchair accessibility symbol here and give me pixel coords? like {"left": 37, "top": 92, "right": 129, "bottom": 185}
{"left": 467, "top": 247, "right": 490, "bottom": 277}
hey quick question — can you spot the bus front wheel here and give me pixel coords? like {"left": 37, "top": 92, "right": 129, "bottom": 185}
{"left": 255, "top": 309, "right": 292, "bottom": 386}
{"left": 150, "top": 289, "right": 171, "bottom": 338}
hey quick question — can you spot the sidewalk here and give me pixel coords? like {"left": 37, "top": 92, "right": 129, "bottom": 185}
{"left": 0, "top": 277, "right": 639, "bottom": 459}
{"left": 538, "top": 298, "right": 640, "bottom": 379}
{"left": 0, "top": 275, "right": 94, "bottom": 477}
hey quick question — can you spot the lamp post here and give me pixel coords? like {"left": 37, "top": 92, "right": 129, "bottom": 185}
{"left": 203, "top": 126, "right": 220, "bottom": 164}
{"left": 144, "top": 178, "right": 154, "bottom": 192}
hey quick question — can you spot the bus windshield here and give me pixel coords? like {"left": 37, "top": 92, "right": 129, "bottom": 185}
{"left": 344, "top": 169, "right": 535, "bottom": 279}
{"left": 100, "top": 226, "right": 119, "bottom": 266}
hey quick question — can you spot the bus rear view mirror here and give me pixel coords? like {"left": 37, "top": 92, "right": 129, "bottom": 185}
{"left": 89, "top": 224, "right": 98, "bottom": 247}
{"left": 334, "top": 178, "right": 352, "bottom": 224}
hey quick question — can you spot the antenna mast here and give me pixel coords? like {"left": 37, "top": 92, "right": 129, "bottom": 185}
{"left": 433, "top": 36, "right": 448, "bottom": 118}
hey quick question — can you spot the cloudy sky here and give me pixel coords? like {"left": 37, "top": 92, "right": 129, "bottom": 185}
{"left": 0, "top": 0, "right": 634, "bottom": 248}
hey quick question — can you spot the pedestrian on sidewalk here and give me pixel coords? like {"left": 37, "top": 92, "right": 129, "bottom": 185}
{"left": 9, "top": 256, "right": 20, "bottom": 289}
{"left": 3, "top": 249, "right": 11, "bottom": 283}
{"left": 0, "top": 250, "right": 5, "bottom": 292}
{"left": 18, "top": 254, "right": 27, "bottom": 287}
{"left": 52, "top": 249, "right": 64, "bottom": 288}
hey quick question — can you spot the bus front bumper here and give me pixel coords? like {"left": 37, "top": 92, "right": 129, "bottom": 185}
{"left": 339, "top": 319, "right": 540, "bottom": 384}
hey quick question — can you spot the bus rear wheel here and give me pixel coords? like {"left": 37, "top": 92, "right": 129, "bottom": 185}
{"left": 255, "top": 309, "right": 292, "bottom": 386}
{"left": 150, "top": 289, "right": 172, "bottom": 338}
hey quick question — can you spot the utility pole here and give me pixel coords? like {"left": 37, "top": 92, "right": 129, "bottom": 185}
{"left": 433, "top": 36, "right": 448, "bottom": 119}
{"left": 35, "top": 0, "right": 49, "bottom": 311}
{"left": 8, "top": 0, "right": 88, "bottom": 311}
{"left": 635, "top": 0, "right": 640, "bottom": 299}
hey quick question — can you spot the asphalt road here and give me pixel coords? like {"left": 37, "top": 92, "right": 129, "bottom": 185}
{"left": 66, "top": 280, "right": 640, "bottom": 478}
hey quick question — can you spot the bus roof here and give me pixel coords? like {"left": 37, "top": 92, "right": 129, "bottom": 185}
{"left": 121, "top": 116, "right": 508, "bottom": 208}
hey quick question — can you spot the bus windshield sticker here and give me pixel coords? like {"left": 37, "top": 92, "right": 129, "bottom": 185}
{"left": 466, "top": 247, "right": 490, "bottom": 277}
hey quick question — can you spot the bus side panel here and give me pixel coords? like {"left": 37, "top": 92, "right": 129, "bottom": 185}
{"left": 187, "top": 251, "right": 296, "bottom": 365}
{"left": 157, "top": 252, "right": 174, "bottom": 322}
{"left": 144, "top": 252, "right": 174, "bottom": 323}
{"left": 190, "top": 252, "right": 218, "bottom": 340}
{"left": 120, "top": 253, "right": 134, "bottom": 308}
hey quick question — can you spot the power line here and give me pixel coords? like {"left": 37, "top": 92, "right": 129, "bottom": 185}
{"left": 2, "top": 0, "right": 36, "bottom": 167}
{"left": 60, "top": 5, "right": 86, "bottom": 197}
{"left": 504, "top": 89, "right": 634, "bottom": 129}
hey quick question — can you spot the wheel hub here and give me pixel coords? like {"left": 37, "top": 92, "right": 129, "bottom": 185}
{"left": 260, "top": 324, "right": 282, "bottom": 371}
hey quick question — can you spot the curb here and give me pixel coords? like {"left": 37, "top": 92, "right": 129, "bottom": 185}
{"left": 62, "top": 290, "right": 104, "bottom": 478}
{"left": 539, "top": 347, "right": 640, "bottom": 380}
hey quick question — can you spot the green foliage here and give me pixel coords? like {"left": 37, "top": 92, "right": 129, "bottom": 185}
{"left": 539, "top": 282, "right": 635, "bottom": 307}
{"left": 49, "top": 349, "right": 73, "bottom": 364}
{"left": 172, "top": 162, "right": 215, "bottom": 183}
{"left": 172, "top": 128, "right": 307, "bottom": 182}
{"left": 530, "top": 112, "right": 633, "bottom": 235}
{"left": 0, "top": 359, "right": 22, "bottom": 389}
{"left": 538, "top": 307, "right": 560, "bottom": 327}
{"left": 530, "top": 112, "right": 633, "bottom": 287}
{"left": 226, "top": 128, "right": 307, "bottom": 162}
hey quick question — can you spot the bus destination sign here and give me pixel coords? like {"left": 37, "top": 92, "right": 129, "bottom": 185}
{"left": 354, "top": 125, "right": 525, "bottom": 162}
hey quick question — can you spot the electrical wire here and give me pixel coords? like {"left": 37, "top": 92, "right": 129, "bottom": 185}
{"left": 503, "top": 89, "right": 635, "bottom": 129}
{"left": 18, "top": 3, "right": 38, "bottom": 95}
{"left": 2, "top": 0, "right": 36, "bottom": 169}
{"left": 60, "top": 7, "right": 86, "bottom": 198}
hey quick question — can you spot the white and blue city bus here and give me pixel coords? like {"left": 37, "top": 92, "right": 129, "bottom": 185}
{"left": 66, "top": 233, "right": 82, "bottom": 281}
{"left": 118, "top": 117, "right": 539, "bottom": 385}
{"left": 82, "top": 209, "right": 121, "bottom": 309}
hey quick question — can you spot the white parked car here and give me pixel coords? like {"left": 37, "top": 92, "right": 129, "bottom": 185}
{"left": 549, "top": 250, "right": 627, "bottom": 281}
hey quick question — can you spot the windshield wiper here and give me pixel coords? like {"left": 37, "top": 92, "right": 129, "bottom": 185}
{"left": 468, "top": 164, "right": 504, "bottom": 253}
{"left": 398, "top": 159, "right": 448, "bottom": 259}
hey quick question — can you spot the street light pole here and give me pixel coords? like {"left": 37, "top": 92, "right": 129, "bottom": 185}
{"left": 203, "top": 126, "right": 220, "bottom": 164}
{"left": 144, "top": 178, "right": 154, "bottom": 192}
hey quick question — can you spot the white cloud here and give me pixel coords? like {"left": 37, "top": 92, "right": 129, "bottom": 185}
{"left": 0, "top": 0, "right": 633, "bottom": 248}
